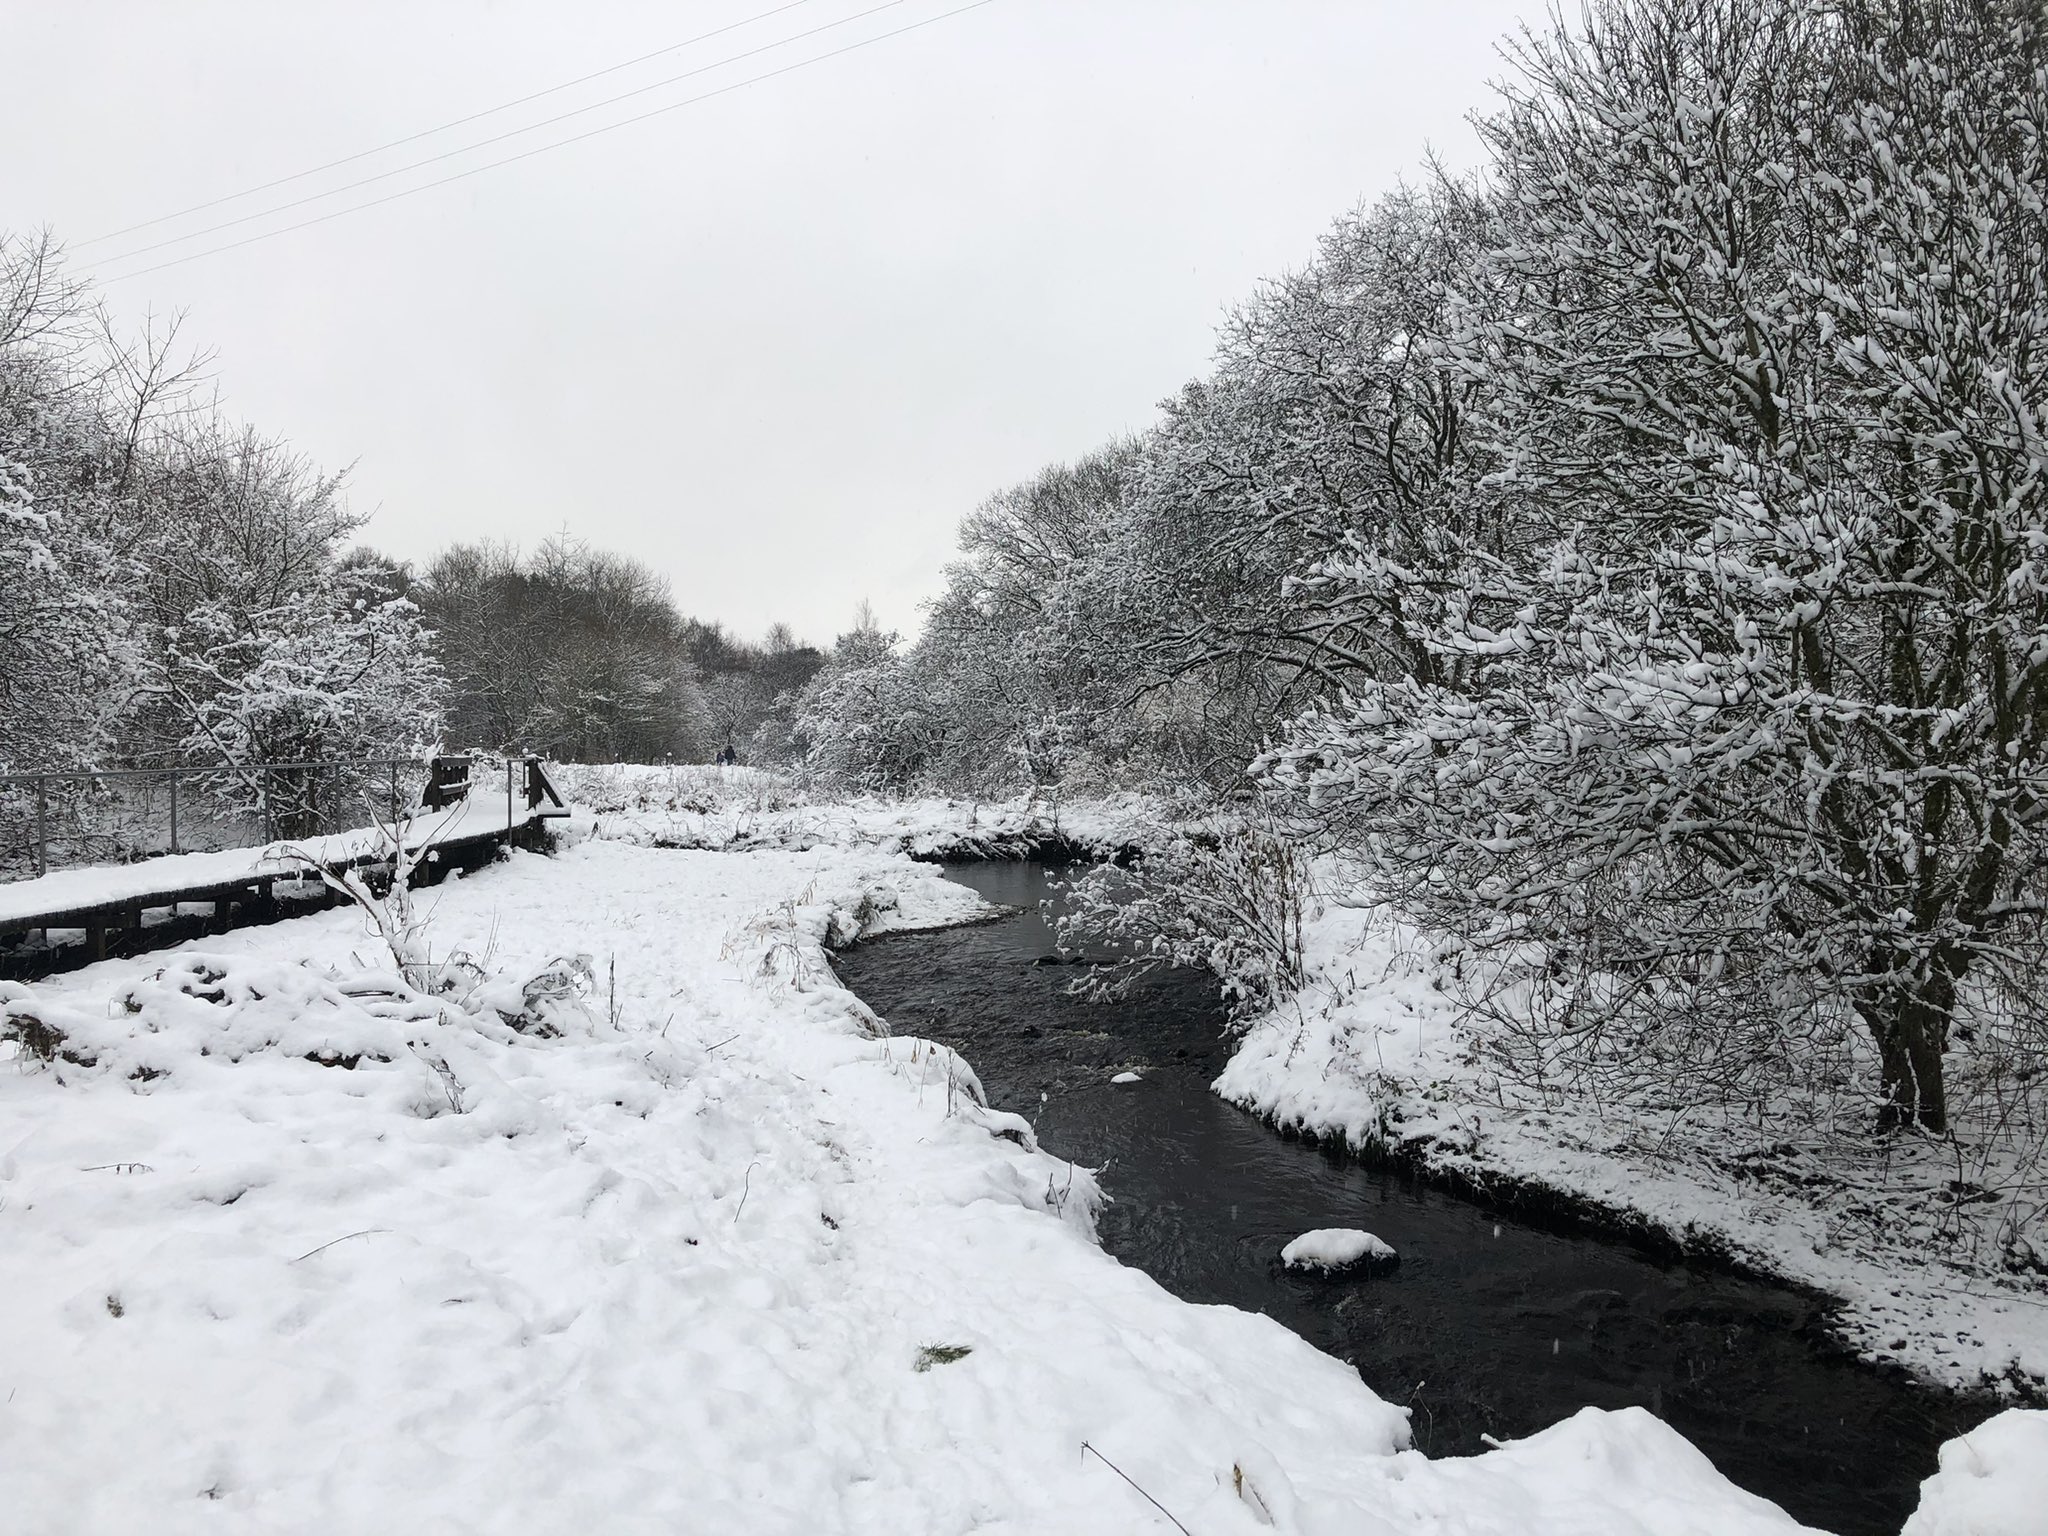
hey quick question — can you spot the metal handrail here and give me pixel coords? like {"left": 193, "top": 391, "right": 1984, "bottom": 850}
{"left": 0, "top": 757, "right": 417, "bottom": 787}
{"left": 1, "top": 757, "right": 430, "bottom": 879}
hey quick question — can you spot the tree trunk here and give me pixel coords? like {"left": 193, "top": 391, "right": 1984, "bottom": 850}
{"left": 1859, "top": 962, "right": 1953, "bottom": 1133}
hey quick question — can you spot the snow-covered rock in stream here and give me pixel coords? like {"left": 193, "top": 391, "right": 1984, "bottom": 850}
{"left": 1110, "top": 1070, "right": 1143, "bottom": 1085}
{"left": 1902, "top": 1409, "right": 2048, "bottom": 1536}
{"left": 1282, "top": 1227, "right": 1398, "bottom": 1273}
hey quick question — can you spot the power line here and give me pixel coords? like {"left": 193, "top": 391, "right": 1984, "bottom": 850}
{"left": 93, "top": 0, "right": 911, "bottom": 267}
{"left": 97, "top": 0, "right": 1000, "bottom": 283}
{"left": 78, "top": 0, "right": 821, "bottom": 248}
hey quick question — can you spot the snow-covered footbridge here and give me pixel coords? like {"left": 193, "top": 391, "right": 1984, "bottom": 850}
{"left": 0, "top": 756, "right": 568, "bottom": 977}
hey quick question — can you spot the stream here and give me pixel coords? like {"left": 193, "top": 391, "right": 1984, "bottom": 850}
{"left": 830, "top": 861, "right": 1995, "bottom": 1536}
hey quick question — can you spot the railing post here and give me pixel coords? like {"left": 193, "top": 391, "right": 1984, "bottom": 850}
{"left": 35, "top": 774, "right": 48, "bottom": 878}
{"left": 506, "top": 758, "right": 515, "bottom": 831}
{"left": 168, "top": 771, "right": 181, "bottom": 855}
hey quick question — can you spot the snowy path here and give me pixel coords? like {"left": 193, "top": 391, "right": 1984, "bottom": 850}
{"left": 0, "top": 835, "right": 1916, "bottom": 1532}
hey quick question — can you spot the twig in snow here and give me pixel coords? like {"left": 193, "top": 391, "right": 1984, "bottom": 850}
{"left": 703, "top": 1032, "right": 741, "bottom": 1054}
{"left": 734, "top": 1161, "right": 759, "bottom": 1223}
{"left": 1080, "top": 1442, "right": 1192, "bottom": 1536}
{"left": 291, "top": 1228, "right": 390, "bottom": 1263}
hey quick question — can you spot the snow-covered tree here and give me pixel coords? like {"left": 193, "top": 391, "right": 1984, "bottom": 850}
{"left": 0, "top": 228, "right": 448, "bottom": 858}
{"left": 913, "top": 447, "right": 1145, "bottom": 791}
{"left": 1264, "top": 0, "right": 2048, "bottom": 1133}
{"left": 0, "top": 453, "right": 134, "bottom": 779}
{"left": 791, "top": 618, "right": 936, "bottom": 793}
{"left": 157, "top": 564, "right": 444, "bottom": 831}
{"left": 1071, "top": 184, "right": 1494, "bottom": 772}
{"left": 0, "top": 234, "right": 138, "bottom": 781}
{"left": 419, "top": 537, "right": 711, "bottom": 763}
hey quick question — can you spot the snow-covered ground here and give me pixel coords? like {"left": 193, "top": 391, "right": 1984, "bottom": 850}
{"left": 548, "top": 760, "right": 1154, "bottom": 858}
{"left": 1900, "top": 1407, "right": 2048, "bottom": 1535}
{"left": 2, "top": 819, "right": 1913, "bottom": 1535}
{"left": 1214, "top": 889, "right": 2048, "bottom": 1403}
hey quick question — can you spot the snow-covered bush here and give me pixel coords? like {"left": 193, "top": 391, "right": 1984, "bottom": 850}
{"left": 549, "top": 761, "right": 806, "bottom": 819}
{"left": 158, "top": 567, "right": 444, "bottom": 835}
{"left": 274, "top": 809, "right": 468, "bottom": 995}
{"left": 1055, "top": 817, "right": 1314, "bottom": 1023}
{"left": 1, "top": 956, "right": 450, "bottom": 1083}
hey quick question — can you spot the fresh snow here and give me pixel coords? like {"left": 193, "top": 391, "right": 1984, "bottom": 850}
{"left": 0, "top": 816, "right": 1841, "bottom": 1535}
{"left": 1282, "top": 1228, "right": 1397, "bottom": 1272}
{"left": 1900, "top": 1409, "right": 2048, "bottom": 1535}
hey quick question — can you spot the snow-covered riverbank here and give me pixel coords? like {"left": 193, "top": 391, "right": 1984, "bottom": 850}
{"left": 1214, "top": 891, "right": 2048, "bottom": 1407}
{"left": 0, "top": 825, "right": 1907, "bottom": 1535}
{"left": 547, "top": 760, "right": 1154, "bottom": 858}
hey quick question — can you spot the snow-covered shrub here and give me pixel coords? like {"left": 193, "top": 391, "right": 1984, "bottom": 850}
{"left": 1056, "top": 816, "right": 1314, "bottom": 1022}
{"left": 503, "top": 954, "right": 599, "bottom": 1037}
{"left": 551, "top": 761, "right": 804, "bottom": 819}
{"left": 274, "top": 811, "right": 456, "bottom": 994}
{"left": 157, "top": 566, "right": 443, "bottom": 837}
{"left": 2, "top": 957, "right": 445, "bottom": 1082}
{"left": 0, "top": 939, "right": 626, "bottom": 1100}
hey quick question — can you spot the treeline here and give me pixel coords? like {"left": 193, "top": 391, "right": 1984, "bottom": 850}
{"left": 0, "top": 226, "right": 822, "bottom": 865}
{"left": 379, "top": 539, "right": 824, "bottom": 766}
{"left": 790, "top": 0, "right": 2048, "bottom": 1136}
{"left": 0, "top": 231, "right": 440, "bottom": 840}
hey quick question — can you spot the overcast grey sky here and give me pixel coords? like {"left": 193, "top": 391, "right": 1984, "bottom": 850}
{"left": 3, "top": 0, "right": 1530, "bottom": 645}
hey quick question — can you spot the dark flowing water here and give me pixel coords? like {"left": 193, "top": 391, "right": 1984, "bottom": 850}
{"left": 831, "top": 862, "right": 1995, "bottom": 1536}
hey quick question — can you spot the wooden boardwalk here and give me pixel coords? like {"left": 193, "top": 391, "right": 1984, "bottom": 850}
{"left": 0, "top": 760, "right": 568, "bottom": 980}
